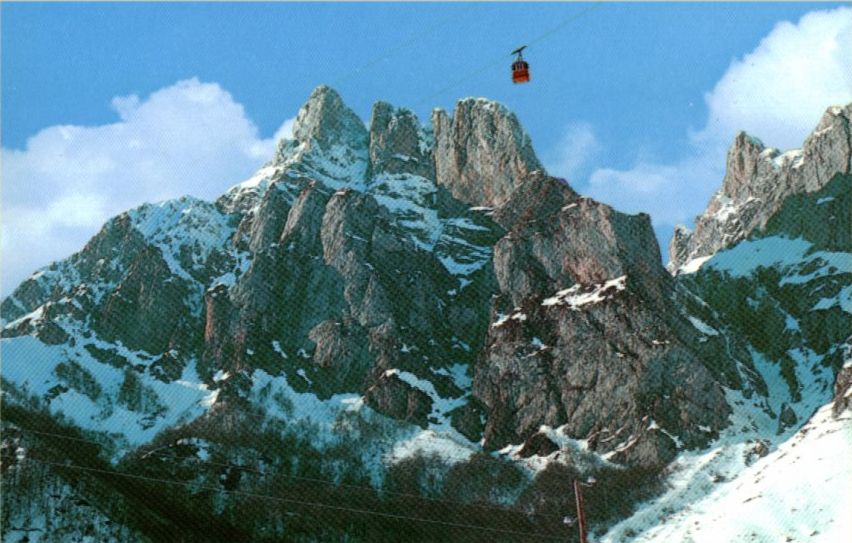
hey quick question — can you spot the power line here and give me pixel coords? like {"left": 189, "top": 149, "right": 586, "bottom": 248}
{"left": 10, "top": 424, "right": 566, "bottom": 521}
{"left": 2, "top": 455, "right": 567, "bottom": 541}
{"left": 413, "top": 2, "right": 604, "bottom": 108}
{"left": 328, "top": 4, "right": 478, "bottom": 89}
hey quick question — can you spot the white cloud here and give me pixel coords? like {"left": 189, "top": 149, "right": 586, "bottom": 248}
{"left": 696, "top": 7, "right": 852, "bottom": 151}
{"left": 588, "top": 153, "right": 724, "bottom": 227}
{"left": 586, "top": 7, "right": 852, "bottom": 242}
{"left": 1, "top": 78, "right": 294, "bottom": 293}
{"left": 546, "top": 121, "right": 601, "bottom": 180}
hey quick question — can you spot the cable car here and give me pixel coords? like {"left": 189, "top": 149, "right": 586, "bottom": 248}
{"left": 511, "top": 46, "right": 530, "bottom": 84}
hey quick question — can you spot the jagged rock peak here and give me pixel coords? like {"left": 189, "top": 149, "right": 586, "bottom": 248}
{"left": 260, "top": 88, "right": 548, "bottom": 205}
{"left": 814, "top": 104, "right": 852, "bottom": 135}
{"left": 432, "top": 96, "right": 544, "bottom": 208}
{"left": 721, "top": 131, "right": 770, "bottom": 201}
{"left": 291, "top": 84, "right": 369, "bottom": 151}
{"left": 368, "top": 101, "right": 433, "bottom": 178}
{"left": 669, "top": 102, "right": 852, "bottom": 271}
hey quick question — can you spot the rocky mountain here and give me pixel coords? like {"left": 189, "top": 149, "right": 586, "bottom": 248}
{"left": 669, "top": 104, "right": 851, "bottom": 272}
{"left": 2, "top": 86, "right": 850, "bottom": 542}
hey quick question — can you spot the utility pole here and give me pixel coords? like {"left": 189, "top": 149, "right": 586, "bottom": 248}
{"left": 573, "top": 479, "right": 589, "bottom": 543}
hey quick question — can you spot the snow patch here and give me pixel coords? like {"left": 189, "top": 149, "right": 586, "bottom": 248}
{"left": 688, "top": 316, "right": 719, "bottom": 336}
{"left": 542, "top": 275, "right": 627, "bottom": 309}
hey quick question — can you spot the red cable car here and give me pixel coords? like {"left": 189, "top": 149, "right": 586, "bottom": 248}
{"left": 511, "top": 46, "right": 530, "bottom": 84}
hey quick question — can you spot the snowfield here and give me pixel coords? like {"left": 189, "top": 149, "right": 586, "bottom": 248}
{"left": 704, "top": 236, "right": 851, "bottom": 286}
{"left": 1, "top": 332, "right": 218, "bottom": 450}
{"left": 600, "top": 402, "right": 850, "bottom": 543}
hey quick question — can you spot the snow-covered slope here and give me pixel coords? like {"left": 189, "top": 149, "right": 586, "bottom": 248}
{"left": 608, "top": 152, "right": 851, "bottom": 543}
{"left": 601, "top": 400, "right": 851, "bottom": 543}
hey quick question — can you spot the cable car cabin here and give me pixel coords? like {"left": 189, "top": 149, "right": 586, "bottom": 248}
{"left": 512, "top": 60, "right": 530, "bottom": 83}
{"left": 511, "top": 46, "right": 530, "bottom": 84}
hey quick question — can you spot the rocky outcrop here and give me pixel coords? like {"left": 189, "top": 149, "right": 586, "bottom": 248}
{"left": 308, "top": 319, "right": 373, "bottom": 392}
{"left": 364, "top": 373, "right": 433, "bottom": 428}
{"left": 490, "top": 173, "right": 669, "bottom": 305}
{"left": 368, "top": 102, "right": 433, "bottom": 179}
{"left": 834, "top": 362, "right": 852, "bottom": 416}
{"left": 518, "top": 431, "right": 559, "bottom": 458}
{"left": 274, "top": 85, "right": 370, "bottom": 188}
{"left": 670, "top": 103, "right": 852, "bottom": 270}
{"left": 93, "top": 245, "right": 199, "bottom": 355}
{"left": 608, "top": 427, "right": 679, "bottom": 468}
{"left": 432, "top": 98, "right": 543, "bottom": 208}
{"left": 292, "top": 84, "right": 369, "bottom": 154}
{"left": 472, "top": 172, "right": 734, "bottom": 459}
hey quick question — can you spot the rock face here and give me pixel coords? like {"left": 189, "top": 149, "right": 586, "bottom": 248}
{"left": 6, "top": 85, "right": 846, "bottom": 487}
{"left": 368, "top": 102, "right": 434, "bottom": 179}
{"left": 669, "top": 104, "right": 852, "bottom": 271}
{"left": 471, "top": 174, "right": 734, "bottom": 462}
{"left": 292, "top": 85, "right": 369, "bottom": 150}
{"left": 432, "top": 98, "right": 543, "bottom": 208}
{"left": 272, "top": 85, "right": 371, "bottom": 189}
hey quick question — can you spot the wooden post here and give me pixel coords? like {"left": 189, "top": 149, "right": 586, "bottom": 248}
{"left": 573, "top": 479, "right": 588, "bottom": 543}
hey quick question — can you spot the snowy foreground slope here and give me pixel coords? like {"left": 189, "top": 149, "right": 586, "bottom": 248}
{"left": 602, "top": 401, "right": 851, "bottom": 543}
{"left": 599, "top": 107, "right": 852, "bottom": 543}
{"left": 1, "top": 87, "right": 850, "bottom": 542}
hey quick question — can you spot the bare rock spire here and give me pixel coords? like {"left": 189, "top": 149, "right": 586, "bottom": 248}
{"left": 432, "top": 98, "right": 544, "bottom": 208}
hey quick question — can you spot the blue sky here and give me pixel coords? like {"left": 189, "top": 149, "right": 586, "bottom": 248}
{"left": 2, "top": 2, "right": 851, "bottom": 292}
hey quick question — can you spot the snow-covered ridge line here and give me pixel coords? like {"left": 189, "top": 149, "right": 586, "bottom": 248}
{"left": 127, "top": 196, "right": 234, "bottom": 283}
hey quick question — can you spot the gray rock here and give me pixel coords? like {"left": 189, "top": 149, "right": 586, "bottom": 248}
{"left": 364, "top": 373, "right": 433, "bottom": 428}
{"left": 474, "top": 173, "right": 732, "bottom": 464}
{"left": 448, "top": 401, "right": 487, "bottom": 442}
{"left": 778, "top": 403, "right": 798, "bottom": 433}
{"left": 518, "top": 431, "right": 559, "bottom": 458}
{"left": 368, "top": 102, "right": 433, "bottom": 179}
{"left": 834, "top": 363, "right": 852, "bottom": 417}
{"left": 93, "top": 245, "right": 198, "bottom": 355}
{"left": 247, "top": 182, "right": 294, "bottom": 254}
{"left": 292, "top": 85, "right": 369, "bottom": 154}
{"left": 308, "top": 319, "right": 372, "bottom": 392}
{"left": 670, "top": 103, "right": 851, "bottom": 270}
{"left": 432, "top": 98, "right": 543, "bottom": 208}
{"left": 608, "top": 428, "right": 678, "bottom": 468}
{"left": 743, "top": 439, "right": 770, "bottom": 466}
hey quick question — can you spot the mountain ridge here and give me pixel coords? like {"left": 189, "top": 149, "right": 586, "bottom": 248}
{"left": 669, "top": 103, "right": 852, "bottom": 272}
{"left": 2, "top": 85, "right": 850, "bottom": 543}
